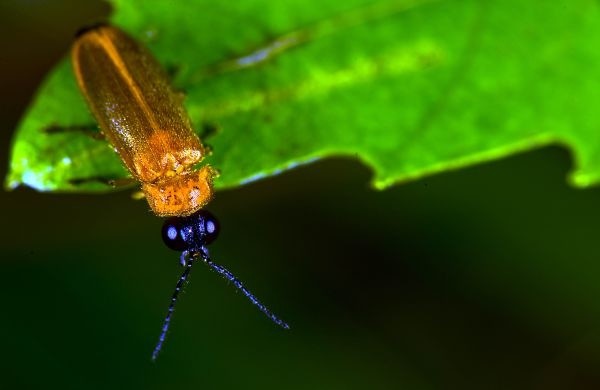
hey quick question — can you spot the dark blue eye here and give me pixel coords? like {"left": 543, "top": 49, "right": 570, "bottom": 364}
{"left": 161, "top": 210, "right": 220, "bottom": 251}
{"left": 161, "top": 218, "right": 188, "bottom": 251}
{"left": 197, "top": 210, "right": 219, "bottom": 245}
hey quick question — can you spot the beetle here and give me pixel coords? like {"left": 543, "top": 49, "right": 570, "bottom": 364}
{"left": 71, "top": 25, "right": 288, "bottom": 360}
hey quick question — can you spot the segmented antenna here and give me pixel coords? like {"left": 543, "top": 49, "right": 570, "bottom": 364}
{"left": 200, "top": 251, "right": 290, "bottom": 330}
{"left": 152, "top": 249, "right": 289, "bottom": 361}
{"left": 152, "top": 251, "right": 194, "bottom": 361}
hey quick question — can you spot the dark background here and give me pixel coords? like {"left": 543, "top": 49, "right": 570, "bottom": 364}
{"left": 1, "top": 1, "right": 600, "bottom": 389}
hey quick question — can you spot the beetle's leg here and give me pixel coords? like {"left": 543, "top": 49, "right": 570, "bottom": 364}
{"left": 68, "top": 177, "right": 145, "bottom": 201}
{"left": 163, "top": 63, "right": 189, "bottom": 98}
{"left": 43, "top": 123, "right": 104, "bottom": 140}
{"left": 69, "top": 176, "right": 136, "bottom": 188}
{"left": 108, "top": 177, "right": 138, "bottom": 188}
{"left": 164, "top": 63, "right": 182, "bottom": 80}
{"left": 197, "top": 122, "right": 219, "bottom": 158}
{"left": 199, "top": 122, "right": 219, "bottom": 140}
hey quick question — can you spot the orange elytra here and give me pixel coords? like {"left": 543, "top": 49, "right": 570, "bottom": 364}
{"left": 71, "top": 24, "right": 216, "bottom": 217}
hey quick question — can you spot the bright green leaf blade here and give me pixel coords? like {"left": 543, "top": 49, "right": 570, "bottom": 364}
{"left": 6, "top": 0, "right": 600, "bottom": 193}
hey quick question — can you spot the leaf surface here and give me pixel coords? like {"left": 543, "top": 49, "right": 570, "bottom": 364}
{"left": 6, "top": 0, "right": 600, "bottom": 192}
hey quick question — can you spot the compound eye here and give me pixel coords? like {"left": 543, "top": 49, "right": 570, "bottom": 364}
{"left": 161, "top": 217, "right": 190, "bottom": 251}
{"left": 202, "top": 211, "right": 220, "bottom": 245}
{"left": 195, "top": 210, "right": 220, "bottom": 245}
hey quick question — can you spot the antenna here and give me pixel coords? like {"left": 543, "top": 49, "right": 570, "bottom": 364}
{"left": 151, "top": 251, "right": 195, "bottom": 361}
{"left": 199, "top": 250, "right": 290, "bottom": 330}
{"left": 151, "top": 248, "right": 289, "bottom": 361}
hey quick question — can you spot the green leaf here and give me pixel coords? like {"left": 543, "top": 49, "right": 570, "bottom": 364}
{"left": 6, "top": 0, "right": 600, "bottom": 193}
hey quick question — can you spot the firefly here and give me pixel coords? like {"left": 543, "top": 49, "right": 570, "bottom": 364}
{"left": 71, "top": 24, "right": 289, "bottom": 360}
